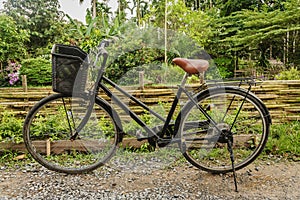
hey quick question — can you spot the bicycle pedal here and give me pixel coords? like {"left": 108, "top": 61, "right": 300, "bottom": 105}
{"left": 137, "top": 137, "right": 148, "bottom": 141}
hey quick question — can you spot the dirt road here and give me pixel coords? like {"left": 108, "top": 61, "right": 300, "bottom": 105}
{"left": 0, "top": 159, "right": 299, "bottom": 199}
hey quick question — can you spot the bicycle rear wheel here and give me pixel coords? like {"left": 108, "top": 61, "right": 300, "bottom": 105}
{"left": 23, "top": 93, "right": 122, "bottom": 174}
{"left": 177, "top": 86, "right": 271, "bottom": 173}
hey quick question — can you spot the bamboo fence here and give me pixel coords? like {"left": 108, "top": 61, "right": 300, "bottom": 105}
{"left": 1, "top": 80, "right": 300, "bottom": 124}
{"left": 1, "top": 80, "right": 300, "bottom": 153}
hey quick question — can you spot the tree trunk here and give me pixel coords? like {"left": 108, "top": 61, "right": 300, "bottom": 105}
{"left": 92, "top": 0, "right": 97, "bottom": 19}
{"left": 136, "top": 0, "right": 141, "bottom": 25}
{"left": 283, "top": 37, "right": 286, "bottom": 64}
{"left": 234, "top": 51, "right": 238, "bottom": 78}
{"left": 293, "top": 30, "right": 297, "bottom": 54}
{"left": 164, "top": 0, "right": 168, "bottom": 66}
{"left": 287, "top": 31, "right": 289, "bottom": 64}
{"left": 0, "top": 62, "right": 2, "bottom": 77}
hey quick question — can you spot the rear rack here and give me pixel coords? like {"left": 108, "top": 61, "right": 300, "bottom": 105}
{"left": 206, "top": 77, "right": 257, "bottom": 87}
{"left": 192, "top": 77, "right": 259, "bottom": 95}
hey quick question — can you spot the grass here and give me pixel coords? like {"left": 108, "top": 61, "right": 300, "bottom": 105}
{"left": 264, "top": 122, "right": 300, "bottom": 161}
{"left": 1, "top": 114, "right": 300, "bottom": 168}
{"left": 0, "top": 151, "right": 33, "bottom": 169}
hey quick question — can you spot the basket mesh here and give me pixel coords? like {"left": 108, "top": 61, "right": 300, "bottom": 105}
{"left": 51, "top": 45, "right": 88, "bottom": 95}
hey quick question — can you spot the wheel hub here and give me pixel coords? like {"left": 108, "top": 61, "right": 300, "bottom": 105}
{"left": 208, "top": 123, "right": 232, "bottom": 144}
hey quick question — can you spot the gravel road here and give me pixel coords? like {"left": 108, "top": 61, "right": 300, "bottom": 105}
{"left": 0, "top": 153, "right": 299, "bottom": 200}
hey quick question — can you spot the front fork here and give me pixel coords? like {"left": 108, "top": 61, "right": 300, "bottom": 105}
{"left": 61, "top": 93, "right": 96, "bottom": 140}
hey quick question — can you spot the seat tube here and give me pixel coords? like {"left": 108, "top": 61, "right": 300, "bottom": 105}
{"left": 161, "top": 73, "right": 189, "bottom": 135}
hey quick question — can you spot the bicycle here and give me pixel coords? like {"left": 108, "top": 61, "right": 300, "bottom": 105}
{"left": 23, "top": 40, "right": 271, "bottom": 191}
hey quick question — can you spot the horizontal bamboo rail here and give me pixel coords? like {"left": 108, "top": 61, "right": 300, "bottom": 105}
{"left": 0, "top": 138, "right": 148, "bottom": 154}
{"left": 1, "top": 80, "right": 300, "bottom": 124}
{"left": 0, "top": 135, "right": 254, "bottom": 154}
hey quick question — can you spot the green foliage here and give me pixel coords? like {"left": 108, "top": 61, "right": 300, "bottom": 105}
{"left": 265, "top": 122, "right": 300, "bottom": 160}
{"left": 29, "top": 107, "right": 70, "bottom": 141}
{"left": 0, "top": 108, "right": 72, "bottom": 144}
{"left": 64, "top": 13, "right": 102, "bottom": 51}
{"left": 0, "top": 14, "right": 29, "bottom": 63}
{"left": 0, "top": 109, "right": 300, "bottom": 161}
{"left": 0, "top": 110, "right": 23, "bottom": 144}
{"left": 218, "top": 0, "right": 259, "bottom": 16}
{"left": 123, "top": 113, "right": 150, "bottom": 136}
{"left": 144, "top": 0, "right": 211, "bottom": 47}
{"left": 20, "top": 58, "right": 52, "bottom": 86}
{"left": 65, "top": 7, "right": 124, "bottom": 52}
{"left": 1, "top": 0, "right": 299, "bottom": 82}
{"left": 206, "top": 0, "right": 300, "bottom": 76}
{"left": 104, "top": 22, "right": 215, "bottom": 84}
{"left": 212, "top": 57, "right": 234, "bottom": 78}
{"left": 275, "top": 67, "right": 300, "bottom": 80}
{"left": 216, "top": 0, "right": 285, "bottom": 17}
{"left": 106, "top": 48, "right": 179, "bottom": 85}
{"left": 221, "top": 8, "right": 300, "bottom": 51}
{"left": 3, "top": 0, "right": 64, "bottom": 55}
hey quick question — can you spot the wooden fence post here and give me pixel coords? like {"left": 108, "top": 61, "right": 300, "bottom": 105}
{"left": 46, "top": 139, "right": 51, "bottom": 156}
{"left": 22, "top": 75, "right": 28, "bottom": 92}
{"left": 139, "top": 71, "right": 144, "bottom": 90}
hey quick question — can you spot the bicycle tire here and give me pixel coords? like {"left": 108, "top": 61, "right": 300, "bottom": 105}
{"left": 176, "top": 86, "right": 271, "bottom": 173}
{"left": 23, "top": 93, "right": 123, "bottom": 174}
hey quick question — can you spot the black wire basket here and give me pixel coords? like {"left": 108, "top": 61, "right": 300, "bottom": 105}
{"left": 51, "top": 44, "right": 88, "bottom": 95}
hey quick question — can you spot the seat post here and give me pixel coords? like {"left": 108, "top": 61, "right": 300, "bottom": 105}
{"left": 180, "top": 73, "right": 189, "bottom": 88}
{"left": 199, "top": 72, "right": 205, "bottom": 84}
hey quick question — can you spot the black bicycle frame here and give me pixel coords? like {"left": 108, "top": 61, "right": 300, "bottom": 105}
{"left": 70, "top": 43, "right": 229, "bottom": 140}
{"left": 98, "top": 75, "right": 187, "bottom": 139}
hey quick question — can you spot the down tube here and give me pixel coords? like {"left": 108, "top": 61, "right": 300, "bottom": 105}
{"left": 98, "top": 80, "right": 159, "bottom": 138}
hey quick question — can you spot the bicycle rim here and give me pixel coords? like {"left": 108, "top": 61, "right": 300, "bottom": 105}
{"left": 23, "top": 94, "right": 120, "bottom": 174}
{"left": 179, "top": 87, "right": 270, "bottom": 173}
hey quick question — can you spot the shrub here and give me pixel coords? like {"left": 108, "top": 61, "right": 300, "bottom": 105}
{"left": 20, "top": 57, "right": 52, "bottom": 86}
{"left": 106, "top": 48, "right": 178, "bottom": 85}
{"left": 211, "top": 57, "right": 234, "bottom": 79}
{"left": 0, "top": 110, "right": 23, "bottom": 144}
{"left": 275, "top": 67, "right": 300, "bottom": 80}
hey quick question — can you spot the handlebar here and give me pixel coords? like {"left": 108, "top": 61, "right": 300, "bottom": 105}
{"left": 89, "top": 39, "right": 111, "bottom": 68}
{"left": 90, "top": 38, "right": 119, "bottom": 71}
{"left": 97, "top": 39, "right": 112, "bottom": 49}
{"left": 95, "top": 38, "right": 117, "bottom": 58}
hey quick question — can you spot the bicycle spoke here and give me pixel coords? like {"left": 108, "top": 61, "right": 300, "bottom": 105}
{"left": 179, "top": 87, "right": 270, "bottom": 173}
{"left": 23, "top": 94, "right": 120, "bottom": 174}
{"left": 61, "top": 97, "right": 75, "bottom": 138}
{"left": 229, "top": 90, "right": 250, "bottom": 133}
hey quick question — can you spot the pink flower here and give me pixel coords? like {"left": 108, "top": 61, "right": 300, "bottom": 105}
{"left": 8, "top": 72, "right": 19, "bottom": 85}
{"left": 5, "top": 60, "right": 22, "bottom": 85}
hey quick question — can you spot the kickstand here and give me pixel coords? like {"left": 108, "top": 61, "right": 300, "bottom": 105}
{"left": 227, "top": 139, "right": 238, "bottom": 192}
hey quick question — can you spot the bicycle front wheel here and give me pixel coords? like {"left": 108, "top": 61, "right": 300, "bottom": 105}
{"left": 177, "top": 86, "right": 271, "bottom": 173}
{"left": 23, "top": 93, "right": 122, "bottom": 174}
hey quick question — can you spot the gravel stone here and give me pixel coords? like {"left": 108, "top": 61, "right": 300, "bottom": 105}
{"left": 0, "top": 154, "right": 299, "bottom": 199}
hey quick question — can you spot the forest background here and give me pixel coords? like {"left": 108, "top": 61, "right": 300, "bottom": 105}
{"left": 0, "top": 0, "right": 299, "bottom": 86}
